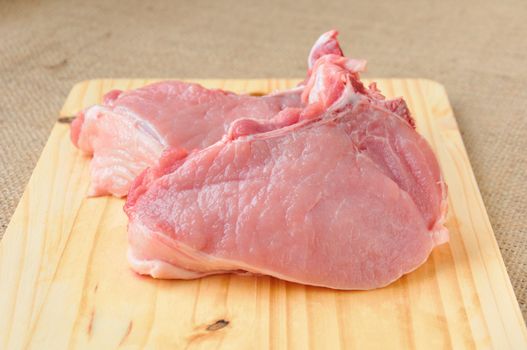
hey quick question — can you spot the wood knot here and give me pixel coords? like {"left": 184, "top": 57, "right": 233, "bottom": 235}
{"left": 58, "top": 116, "right": 75, "bottom": 124}
{"left": 206, "top": 319, "right": 229, "bottom": 331}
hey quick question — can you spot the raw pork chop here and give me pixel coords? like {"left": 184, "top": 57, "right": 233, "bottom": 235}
{"left": 71, "top": 31, "right": 344, "bottom": 197}
{"left": 124, "top": 52, "right": 448, "bottom": 289}
{"left": 71, "top": 84, "right": 302, "bottom": 197}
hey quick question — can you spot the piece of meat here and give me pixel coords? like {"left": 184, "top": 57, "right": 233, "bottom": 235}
{"left": 71, "top": 30, "right": 345, "bottom": 197}
{"left": 71, "top": 83, "right": 303, "bottom": 197}
{"left": 124, "top": 51, "right": 448, "bottom": 290}
{"left": 302, "top": 54, "right": 414, "bottom": 127}
{"left": 307, "top": 30, "right": 344, "bottom": 73}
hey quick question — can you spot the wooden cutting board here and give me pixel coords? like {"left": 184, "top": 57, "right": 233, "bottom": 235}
{"left": 1, "top": 79, "right": 525, "bottom": 349}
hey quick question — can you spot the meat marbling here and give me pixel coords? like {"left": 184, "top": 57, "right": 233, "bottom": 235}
{"left": 124, "top": 50, "right": 448, "bottom": 289}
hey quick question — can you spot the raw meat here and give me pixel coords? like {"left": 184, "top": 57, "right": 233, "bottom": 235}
{"left": 71, "top": 84, "right": 302, "bottom": 197}
{"left": 124, "top": 49, "right": 448, "bottom": 289}
{"left": 71, "top": 31, "right": 344, "bottom": 197}
{"left": 307, "top": 30, "right": 344, "bottom": 75}
{"left": 302, "top": 54, "right": 414, "bottom": 127}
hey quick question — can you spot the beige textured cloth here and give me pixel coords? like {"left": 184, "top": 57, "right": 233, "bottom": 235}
{"left": 1, "top": 0, "right": 526, "bottom": 318}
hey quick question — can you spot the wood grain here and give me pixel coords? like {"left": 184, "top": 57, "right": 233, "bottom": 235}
{"left": 0, "top": 79, "right": 525, "bottom": 349}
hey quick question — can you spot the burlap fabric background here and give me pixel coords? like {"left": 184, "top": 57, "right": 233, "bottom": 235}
{"left": 1, "top": 0, "right": 526, "bottom": 319}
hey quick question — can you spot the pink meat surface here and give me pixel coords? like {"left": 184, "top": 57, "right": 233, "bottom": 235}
{"left": 71, "top": 84, "right": 303, "bottom": 197}
{"left": 71, "top": 31, "right": 344, "bottom": 197}
{"left": 124, "top": 49, "right": 448, "bottom": 289}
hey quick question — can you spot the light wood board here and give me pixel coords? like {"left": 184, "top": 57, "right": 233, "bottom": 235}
{"left": 1, "top": 79, "right": 526, "bottom": 349}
